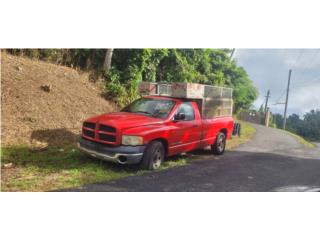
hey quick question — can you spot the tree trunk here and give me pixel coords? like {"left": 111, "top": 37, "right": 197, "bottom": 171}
{"left": 103, "top": 49, "right": 113, "bottom": 72}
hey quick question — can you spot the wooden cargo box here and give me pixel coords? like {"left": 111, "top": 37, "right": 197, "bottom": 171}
{"left": 171, "top": 83, "right": 204, "bottom": 99}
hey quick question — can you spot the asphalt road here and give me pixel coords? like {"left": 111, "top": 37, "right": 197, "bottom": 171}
{"left": 68, "top": 124, "right": 320, "bottom": 192}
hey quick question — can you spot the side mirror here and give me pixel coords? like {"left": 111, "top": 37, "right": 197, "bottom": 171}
{"left": 174, "top": 112, "right": 186, "bottom": 121}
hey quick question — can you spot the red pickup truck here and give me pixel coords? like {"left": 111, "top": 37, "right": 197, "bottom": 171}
{"left": 79, "top": 82, "right": 234, "bottom": 170}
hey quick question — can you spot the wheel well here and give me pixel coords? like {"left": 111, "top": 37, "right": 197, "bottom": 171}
{"left": 150, "top": 138, "right": 168, "bottom": 156}
{"left": 220, "top": 128, "right": 227, "bottom": 136}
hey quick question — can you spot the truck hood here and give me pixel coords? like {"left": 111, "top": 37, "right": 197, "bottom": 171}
{"left": 85, "top": 112, "right": 164, "bottom": 130}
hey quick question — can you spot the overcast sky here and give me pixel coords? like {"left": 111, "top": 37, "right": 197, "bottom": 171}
{"left": 234, "top": 49, "right": 320, "bottom": 116}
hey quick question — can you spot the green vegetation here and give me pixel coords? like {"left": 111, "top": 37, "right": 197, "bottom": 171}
{"left": 1, "top": 121, "right": 256, "bottom": 192}
{"left": 1, "top": 49, "right": 259, "bottom": 191}
{"left": 226, "top": 121, "right": 256, "bottom": 150}
{"left": 106, "top": 49, "right": 258, "bottom": 110}
{"left": 1, "top": 146, "right": 188, "bottom": 192}
{"left": 273, "top": 109, "right": 320, "bottom": 142}
{"left": 5, "top": 49, "right": 258, "bottom": 112}
{"left": 283, "top": 131, "right": 315, "bottom": 148}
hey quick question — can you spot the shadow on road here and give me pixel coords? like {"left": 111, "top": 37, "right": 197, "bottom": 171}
{"left": 63, "top": 150, "right": 320, "bottom": 192}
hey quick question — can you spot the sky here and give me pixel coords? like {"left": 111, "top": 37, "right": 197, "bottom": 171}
{"left": 234, "top": 49, "right": 320, "bottom": 116}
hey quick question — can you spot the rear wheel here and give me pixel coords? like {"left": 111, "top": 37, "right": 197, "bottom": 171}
{"left": 141, "top": 141, "right": 165, "bottom": 170}
{"left": 211, "top": 132, "right": 226, "bottom": 155}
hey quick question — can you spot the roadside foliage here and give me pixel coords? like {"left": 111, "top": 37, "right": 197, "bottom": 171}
{"left": 6, "top": 49, "right": 258, "bottom": 112}
{"left": 273, "top": 110, "right": 320, "bottom": 141}
{"left": 1, "top": 49, "right": 259, "bottom": 191}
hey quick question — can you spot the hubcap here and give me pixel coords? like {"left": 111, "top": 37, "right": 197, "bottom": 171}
{"left": 153, "top": 148, "right": 162, "bottom": 169}
{"left": 217, "top": 135, "right": 225, "bottom": 152}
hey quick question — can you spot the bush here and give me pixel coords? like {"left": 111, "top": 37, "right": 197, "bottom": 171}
{"left": 105, "top": 49, "right": 258, "bottom": 113}
{"left": 6, "top": 49, "right": 258, "bottom": 112}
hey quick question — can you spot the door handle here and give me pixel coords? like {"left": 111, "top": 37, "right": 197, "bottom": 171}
{"left": 192, "top": 124, "right": 198, "bottom": 127}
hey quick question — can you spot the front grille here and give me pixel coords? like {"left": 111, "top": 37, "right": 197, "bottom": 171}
{"left": 99, "top": 133, "right": 116, "bottom": 142}
{"left": 81, "top": 137, "right": 116, "bottom": 147}
{"left": 99, "top": 124, "right": 116, "bottom": 133}
{"left": 83, "top": 122, "right": 96, "bottom": 130}
{"left": 83, "top": 129, "right": 95, "bottom": 138}
{"left": 82, "top": 122, "right": 117, "bottom": 143}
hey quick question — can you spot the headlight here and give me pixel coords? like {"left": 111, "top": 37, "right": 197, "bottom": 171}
{"left": 121, "top": 135, "right": 143, "bottom": 146}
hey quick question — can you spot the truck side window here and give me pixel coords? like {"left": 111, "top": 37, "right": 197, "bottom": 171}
{"left": 175, "top": 102, "right": 195, "bottom": 121}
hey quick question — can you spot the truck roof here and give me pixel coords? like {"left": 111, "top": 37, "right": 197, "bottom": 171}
{"left": 143, "top": 95, "right": 193, "bottom": 103}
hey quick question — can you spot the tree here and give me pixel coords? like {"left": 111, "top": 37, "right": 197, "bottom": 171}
{"left": 273, "top": 110, "right": 320, "bottom": 141}
{"left": 258, "top": 104, "right": 264, "bottom": 114}
{"left": 6, "top": 48, "right": 259, "bottom": 111}
{"left": 273, "top": 113, "right": 284, "bottom": 128}
{"left": 105, "top": 48, "right": 258, "bottom": 109}
{"left": 103, "top": 49, "right": 114, "bottom": 72}
{"left": 299, "top": 110, "right": 320, "bottom": 141}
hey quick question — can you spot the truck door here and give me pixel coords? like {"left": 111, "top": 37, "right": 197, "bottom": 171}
{"left": 169, "top": 102, "right": 202, "bottom": 154}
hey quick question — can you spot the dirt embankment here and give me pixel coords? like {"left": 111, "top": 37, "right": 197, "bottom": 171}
{"left": 1, "top": 52, "right": 116, "bottom": 146}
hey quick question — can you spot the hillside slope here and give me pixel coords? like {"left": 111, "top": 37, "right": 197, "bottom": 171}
{"left": 1, "top": 52, "right": 116, "bottom": 146}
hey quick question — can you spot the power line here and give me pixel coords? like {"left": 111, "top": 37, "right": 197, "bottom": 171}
{"left": 273, "top": 49, "right": 319, "bottom": 105}
{"left": 269, "top": 49, "right": 319, "bottom": 122}
{"left": 272, "top": 49, "right": 304, "bottom": 105}
{"left": 273, "top": 89, "right": 286, "bottom": 104}
{"left": 291, "top": 49, "right": 304, "bottom": 69}
{"left": 290, "top": 76, "right": 320, "bottom": 88}
{"left": 299, "top": 49, "right": 319, "bottom": 72}
{"left": 291, "top": 49, "right": 320, "bottom": 83}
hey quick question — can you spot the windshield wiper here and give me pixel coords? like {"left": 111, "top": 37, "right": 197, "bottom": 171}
{"left": 136, "top": 111, "right": 152, "bottom": 115}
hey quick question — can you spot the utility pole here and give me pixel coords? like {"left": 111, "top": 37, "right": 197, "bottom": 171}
{"left": 283, "top": 69, "right": 292, "bottom": 130}
{"left": 264, "top": 90, "right": 270, "bottom": 114}
{"left": 265, "top": 107, "right": 271, "bottom": 127}
{"left": 263, "top": 90, "right": 270, "bottom": 126}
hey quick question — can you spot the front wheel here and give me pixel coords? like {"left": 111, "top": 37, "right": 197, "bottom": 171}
{"left": 140, "top": 141, "right": 165, "bottom": 170}
{"left": 211, "top": 132, "right": 226, "bottom": 155}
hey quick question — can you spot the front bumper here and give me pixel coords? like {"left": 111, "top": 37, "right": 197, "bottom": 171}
{"left": 78, "top": 137, "right": 145, "bottom": 164}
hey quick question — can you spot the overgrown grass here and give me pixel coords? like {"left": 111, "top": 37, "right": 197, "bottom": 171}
{"left": 284, "top": 130, "right": 316, "bottom": 148}
{"left": 1, "top": 122, "right": 255, "bottom": 192}
{"left": 0, "top": 145, "right": 188, "bottom": 192}
{"left": 226, "top": 121, "right": 256, "bottom": 150}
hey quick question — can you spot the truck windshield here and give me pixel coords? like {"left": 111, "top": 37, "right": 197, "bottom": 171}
{"left": 121, "top": 98, "right": 175, "bottom": 119}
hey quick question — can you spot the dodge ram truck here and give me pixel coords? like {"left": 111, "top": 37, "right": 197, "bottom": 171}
{"left": 78, "top": 82, "right": 234, "bottom": 170}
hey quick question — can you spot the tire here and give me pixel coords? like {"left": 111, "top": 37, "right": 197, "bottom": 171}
{"left": 211, "top": 132, "right": 226, "bottom": 155}
{"left": 140, "top": 141, "right": 165, "bottom": 170}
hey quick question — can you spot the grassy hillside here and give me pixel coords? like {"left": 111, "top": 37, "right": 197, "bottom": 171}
{"left": 1, "top": 52, "right": 116, "bottom": 146}
{"left": 1, "top": 52, "right": 256, "bottom": 191}
{"left": 0, "top": 53, "right": 188, "bottom": 191}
